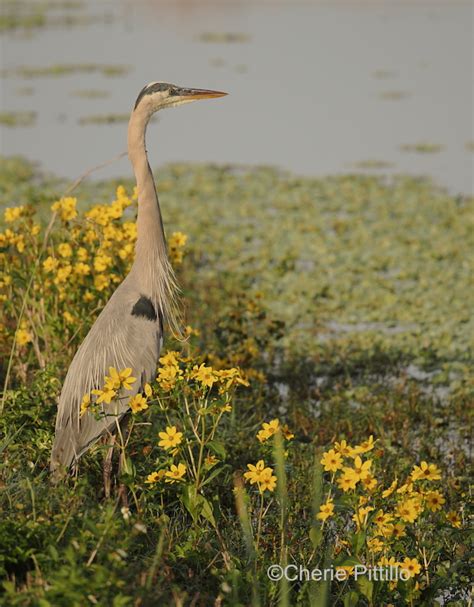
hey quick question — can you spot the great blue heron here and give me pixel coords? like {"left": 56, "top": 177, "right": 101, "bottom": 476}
{"left": 50, "top": 82, "right": 227, "bottom": 480}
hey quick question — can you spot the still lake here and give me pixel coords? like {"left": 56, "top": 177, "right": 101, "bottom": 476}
{"left": 0, "top": 0, "right": 472, "bottom": 193}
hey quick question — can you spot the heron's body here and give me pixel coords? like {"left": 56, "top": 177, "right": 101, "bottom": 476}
{"left": 50, "top": 82, "right": 226, "bottom": 476}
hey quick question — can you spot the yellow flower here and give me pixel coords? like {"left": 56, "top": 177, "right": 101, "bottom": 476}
{"left": 334, "top": 439, "right": 354, "bottom": 457}
{"left": 169, "top": 249, "right": 183, "bottom": 264}
{"left": 63, "top": 311, "right": 75, "bottom": 324}
{"left": 373, "top": 510, "right": 393, "bottom": 528}
{"left": 43, "top": 256, "right": 58, "bottom": 273}
{"left": 51, "top": 197, "right": 77, "bottom": 221}
{"left": 145, "top": 470, "right": 166, "bottom": 484}
{"left": 352, "top": 435, "right": 376, "bottom": 455}
{"left": 352, "top": 506, "right": 374, "bottom": 528}
{"left": 378, "top": 556, "right": 400, "bottom": 568}
{"left": 243, "top": 460, "right": 265, "bottom": 484}
{"left": 57, "top": 243, "right": 73, "bottom": 258}
{"left": 400, "top": 557, "right": 421, "bottom": 578}
{"left": 321, "top": 449, "right": 344, "bottom": 472}
{"left": 91, "top": 387, "right": 116, "bottom": 404}
{"left": 74, "top": 262, "right": 90, "bottom": 276}
{"left": 54, "top": 265, "right": 72, "bottom": 284}
{"left": 105, "top": 367, "right": 136, "bottom": 391}
{"left": 144, "top": 383, "right": 153, "bottom": 398}
{"left": 129, "top": 394, "right": 148, "bottom": 413}
{"left": 446, "top": 511, "right": 461, "bottom": 528}
{"left": 361, "top": 473, "right": 378, "bottom": 491}
{"left": 341, "top": 456, "right": 372, "bottom": 487}
{"left": 184, "top": 325, "right": 200, "bottom": 337}
{"left": 335, "top": 566, "right": 354, "bottom": 580}
{"left": 16, "top": 235, "right": 25, "bottom": 253}
{"left": 215, "top": 367, "right": 249, "bottom": 390}
{"left": 257, "top": 419, "right": 280, "bottom": 443}
{"left": 391, "top": 522, "right": 406, "bottom": 538}
{"left": 93, "top": 254, "right": 113, "bottom": 272}
{"left": 367, "top": 537, "right": 384, "bottom": 553}
{"left": 425, "top": 490, "right": 445, "bottom": 512}
{"left": 4, "top": 206, "right": 25, "bottom": 222}
{"left": 158, "top": 426, "right": 183, "bottom": 450}
{"left": 316, "top": 498, "right": 335, "bottom": 521}
{"left": 411, "top": 461, "right": 441, "bottom": 481}
{"left": 80, "top": 394, "right": 91, "bottom": 417}
{"left": 258, "top": 468, "right": 277, "bottom": 492}
{"left": 157, "top": 365, "right": 183, "bottom": 391}
{"left": 169, "top": 231, "right": 188, "bottom": 248}
{"left": 337, "top": 472, "right": 358, "bottom": 492}
{"left": 381, "top": 479, "right": 398, "bottom": 498}
{"left": 164, "top": 463, "right": 186, "bottom": 483}
{"left": 77, "top": 247, "right": 89, "bottom": 261}
{"left": 15, "top": 328, "right": 32, "bottom": 346}
{"left": 159, "top": 351, "right": 181, "bottom": 367}
{"left": 122, "top": 222, "right": 137, "bottom": 240}
{"left": 191, "top": 363, "right": 217, "bottom": 388}
{"left": 94, "top": 274, "right": 110, "bottom": 291}
{"left": 396, "top": 498, "right": 421, "bottom": 523}
{"left": 396, "top": 480, "right": 415, "bottom": 494}
{"left": 118, "top": 243, "right": 134, "bottom": 260}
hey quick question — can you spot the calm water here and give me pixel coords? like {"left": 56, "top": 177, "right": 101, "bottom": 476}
{"left": 0, "top": 0, "right": 472, "bottom": 193}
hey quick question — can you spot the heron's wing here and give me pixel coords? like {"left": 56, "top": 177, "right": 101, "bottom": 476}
{"left": 51, "top": 281, "right": 163, "bottom": 472}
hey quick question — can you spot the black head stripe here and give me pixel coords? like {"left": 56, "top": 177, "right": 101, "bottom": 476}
{"left": 134, "top": 82, "right": 173, "bottom": 109}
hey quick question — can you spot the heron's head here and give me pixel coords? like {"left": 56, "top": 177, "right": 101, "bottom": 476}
{"left": 133, "top": 81, "right": 227, "bottom": 115}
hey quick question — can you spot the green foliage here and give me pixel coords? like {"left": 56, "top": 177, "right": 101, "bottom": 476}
{"left": 0, "top": 161, "right": 471, "bottom": 605}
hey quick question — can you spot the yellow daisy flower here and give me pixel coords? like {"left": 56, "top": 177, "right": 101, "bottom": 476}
{"left": 320, "top": 449, "right": 344, "bottom": 472}
{"left": 158, "top": 426, "right": 183, "bottom": 450}
{"left": 316, "top": 498, "right": 335, "bottom": 521}
{"left": 129, "top": 394, "right": 148, "bottom": 414}
{"left": 164, "top": 463, "right": 187, "bottom": 483}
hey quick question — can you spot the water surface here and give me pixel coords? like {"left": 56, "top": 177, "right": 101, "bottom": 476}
{"left": 0, "top": 0, "right": 472, "bottom": 193}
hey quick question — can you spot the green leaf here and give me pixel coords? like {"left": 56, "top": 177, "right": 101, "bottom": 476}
{"left": 181, "top": 485, "right": 198, "bottom": 522}
{"left": 200, "top": 465, "right": 225, "bottom": 488}
{"left": 207, "top": 440, "right": 227, "bottom": 459}
{"left": 357, "top": 576, "right": 373, "bottom": 601}
{"left": 309, "top": 525, "right": 323, "bottom": 550}
{"left": 199, "top": 496, "right": 216, "bottom": 527}
{"left": 334, "top": 555, "right": 361, "bottom": 567}
{"left": 352, "top": 530, "right": 366, "bottom": 555}
{"left": 343, "top": 591, "right": 359, "bottom": 607}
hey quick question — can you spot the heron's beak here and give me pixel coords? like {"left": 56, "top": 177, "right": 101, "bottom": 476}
{"left": 176, "top": 87, "right": 228, "bottom": 100}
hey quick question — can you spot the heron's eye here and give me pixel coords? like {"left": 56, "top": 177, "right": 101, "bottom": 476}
{"left": 169, "top": 88, "right": 177, "bottom": 96}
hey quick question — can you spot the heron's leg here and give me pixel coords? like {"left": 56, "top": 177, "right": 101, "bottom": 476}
{"left": 103, "top": 434, "right": 116, "bottom": 499}
{"left": 117, "top": 414, "right": 130, "bottom": 507}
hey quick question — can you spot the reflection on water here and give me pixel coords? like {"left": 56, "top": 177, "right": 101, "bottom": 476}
{"left": 0, "top": 0, "right": 472, "bottom": 193}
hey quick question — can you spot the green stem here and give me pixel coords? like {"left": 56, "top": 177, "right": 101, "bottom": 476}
{"left": 255, "top": 489, "right": 265, "bottom": 552}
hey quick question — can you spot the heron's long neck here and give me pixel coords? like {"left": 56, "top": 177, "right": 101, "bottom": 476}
{"left": 127, "top": 109, "right": 177, "bottom": 310}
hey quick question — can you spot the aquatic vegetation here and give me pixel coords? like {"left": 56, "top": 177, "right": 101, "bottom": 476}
{"left": 465, "top": 140, "right": 474, "bottom": 152}
{"left": 372, "top": 69, "right": 399, "bottom": 79}
{"left": 0, "top": 1, "right": 106, "bottom": 33}
{"left": 78, "top": 113, "right": 131, "bottom": 125}
{"left": 0, "top": 164, "right": 471, "bottom": 604}
{"left": 400, "top": 142, "right": 444, "bottom": 154}
{"left": 379, "top": 90, "right": 410, "bottom": 100}
{"left": 0, "top": 111, "right": 36, "bottom": 127}
{"left": 0, "top": 63, "right": 130, "bottom": 79}
{"left": 352, "top": 159, "right": 394, "bottom": 169}
{"left": 71, "top": 89, "right": 110, "bottom": 99}
{"left": 198, "top": 31, "right": 251, "bottom": 43}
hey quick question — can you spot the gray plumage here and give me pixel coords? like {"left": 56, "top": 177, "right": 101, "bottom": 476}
{"left": 50, "top": 82, "right": 227, "bottom": 478}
